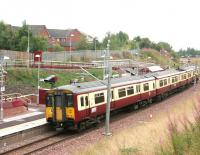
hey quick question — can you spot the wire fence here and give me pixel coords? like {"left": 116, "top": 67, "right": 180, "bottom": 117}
{"left": 0, "top": 50, "right": 137, "bottom": 68}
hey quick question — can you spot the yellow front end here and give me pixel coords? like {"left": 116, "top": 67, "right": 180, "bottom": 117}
{"left": 45, "top": 107, "right": 53, "bottom": 122}
{"left": 56, "top": 107, "right": 63, "bottom": 121}
{"left": 66, "top": 107, "right": 75, "bottom": 120}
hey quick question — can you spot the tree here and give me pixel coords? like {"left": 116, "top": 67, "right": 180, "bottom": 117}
{"left": 0, "top": 21, "right": 15, "bottom": 50}
{"left": 157, "top": 42, "right": 173, "bottom": 52}
{"left": 14, "top": 21, "right": 48, "bottom": 52}
{"left": 75, "top": 35, "right": 92, "bottom": 50}
{"left": 52, "top": 43, "right": 64, "bottom": 52}
{"left": 138, "top": 37, "right": 151, "bottom": 49}
{"left": 31, "top": 37, "right": 48, "bottom": 51}
{"left": 102, "top": 31, "right": 129, "bottom": 50}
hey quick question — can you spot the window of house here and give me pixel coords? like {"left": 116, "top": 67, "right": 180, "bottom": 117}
{"left": 127, "top": 86, "right": 134, "bottom": 95}
{"left": 136, "top": 85, "right": 140, "bottom": 93}
{"left": 80, "top": 96, "right": 84, "bottom": 107}
{"left": 95, "top": 93, "right": 104, "bottom": 104}
{"left": 143, "top": 83, "right": 149, "bottom": 91}
{"left": 118, "top": 88, "right": 126, "bottom": 98}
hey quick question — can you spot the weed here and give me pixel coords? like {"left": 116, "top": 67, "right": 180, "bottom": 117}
{"left": 120, "top": 147, "right": 139, "bottom": 155}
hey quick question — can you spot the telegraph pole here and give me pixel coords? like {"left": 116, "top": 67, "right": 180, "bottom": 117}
{"left": 104, "top": 39, "right": 112, "bottom": 136}
{"left": 27, "top": 26, "right": 30, "bottom": 68}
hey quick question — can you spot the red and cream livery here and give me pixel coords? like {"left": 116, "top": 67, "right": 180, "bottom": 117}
{"left": 45, "top": 66, "right": 199, "bottom": 129}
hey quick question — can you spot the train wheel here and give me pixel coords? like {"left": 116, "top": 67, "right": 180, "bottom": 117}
{"left": 77, "top": 122, "right": 86, "bottom": 132}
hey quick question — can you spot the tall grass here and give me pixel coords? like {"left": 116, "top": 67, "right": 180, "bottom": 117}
{"left": 157, "top": 103, "right": 200, "bottom": 155}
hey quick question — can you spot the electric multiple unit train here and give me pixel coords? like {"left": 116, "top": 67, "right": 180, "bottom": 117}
{"left": 45, "top": 66, "right": 199, "bottom": 130}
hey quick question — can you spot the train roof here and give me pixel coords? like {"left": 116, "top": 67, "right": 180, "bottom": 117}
{"left": 55, "top": 66, "right": 196, "bottom": 94}
{"left": 146, "top": 69, "right": 184, "bottom": 79}
{"left": 56, "top": 74, "right": 155, "bottom": 94}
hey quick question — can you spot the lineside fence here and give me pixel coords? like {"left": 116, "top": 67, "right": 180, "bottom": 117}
{"left": 0, "top": 50, "right": 137, "bottom": 68}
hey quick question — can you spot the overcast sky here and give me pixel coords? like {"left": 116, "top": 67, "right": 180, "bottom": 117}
{"left": 0, "top": 0, "right": 200, "bottom": 51}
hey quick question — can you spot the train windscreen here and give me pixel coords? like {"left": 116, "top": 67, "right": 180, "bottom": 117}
{"left": 65, "top": 94, "right": 73, "bottom": 107}
{"left": 55, "top": 95, "right": 62, "bottom": 107}
{"left": 46, "top": 94, "right": 54, "bottom": 107}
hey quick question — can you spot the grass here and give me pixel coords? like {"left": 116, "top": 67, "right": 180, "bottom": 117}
{"left": 139, "top": 49, "right": 179, "bottom": 67}
{"left": 5, "top": 67, "right": 104, "bottom": 89}
{"left": 157, "top": 104, "right": 200, "bottom": 155}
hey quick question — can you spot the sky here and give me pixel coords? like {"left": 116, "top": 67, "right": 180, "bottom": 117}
{"left": 0, "top": 0, "right": 200, "bottom": 51}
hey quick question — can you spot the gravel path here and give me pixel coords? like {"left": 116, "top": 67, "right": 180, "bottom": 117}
{"left": 34, "top": 83, "right": 200, "bottom": 155}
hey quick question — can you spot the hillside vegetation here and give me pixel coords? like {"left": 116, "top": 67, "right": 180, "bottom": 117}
{"left": 139, "top": 48, "right": 179, "bottom": 67}
{"left": 5, "top": 68, "right": 103, "bottom": 93}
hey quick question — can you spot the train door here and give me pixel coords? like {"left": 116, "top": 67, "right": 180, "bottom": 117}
{"left": 110, "top": 90, "right": 115, "bottom": 110}
{"left": 85, "top": 95, "right": 90, "bottom": 116}
{"left": 80, "top": 95, "right": 90, "bottom": 118}
{"left": 65, "top": 93, "right": 74, "bottom": 120}
{"left": 53, "top": 93, "right": 63, "bottom": 122}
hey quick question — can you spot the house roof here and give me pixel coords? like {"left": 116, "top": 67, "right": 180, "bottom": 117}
{"left": 47, "top": 29, "right": 76, "bottom": 38}
{"left": 28, "top": 25, "right": 47, "bottom": 36}
{"left": 10, "top": 26, "right": 20, "bottom": 32}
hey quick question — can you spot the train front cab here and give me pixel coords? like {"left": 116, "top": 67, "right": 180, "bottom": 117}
{"left": 45, "top": 90, "right": 75, "bottom": 128}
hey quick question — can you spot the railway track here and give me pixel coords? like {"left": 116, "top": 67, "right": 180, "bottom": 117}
{"left": 0, "top": 131, "right": 76, "bottom": 155}
{"left": 0, "top": 124, "right": 103, "bottom": 155}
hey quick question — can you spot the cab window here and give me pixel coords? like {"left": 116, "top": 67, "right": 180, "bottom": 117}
{"left": 65, "top": 94, "right": 73, "bottom": 107}
{"left": 55, "top": 95, "right": 62, "bottom": 107}
{"left": 46, "top": 94, "right": 54, "bottom": 107}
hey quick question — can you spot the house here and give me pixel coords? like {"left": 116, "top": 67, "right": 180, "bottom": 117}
{"left": 47, "top": 28, "right": 81, "bottom": 51}
{"left": 10, "top": 24, "right": 90, "bottom": 52}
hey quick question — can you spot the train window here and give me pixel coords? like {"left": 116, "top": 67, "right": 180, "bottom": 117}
{"left": 184, "top": 74, "right": 187, "bottom": 79}
{"left": 46, "top": 94, "right": 54, "bottom": 107}
{"left": 136, "top": 85, "right": 140, "bottom": 93}
{"left": 66, "top": 94, "right": 73, "bottom": 107}
{"left": 175, "top": 76, "right": 178, "bottom": 82}
{"left": 188, "top": 73, "right": 191, "bottom": 78}
{"left": 127, "top": 86, "right": 134, "bottom": 95}
{"left": 143, "top": 83, "right": 149, "bottom": 91}
{"left": 159, "top": 80, "right": 164, "bottom": 87}
{"left": 111, "top": 90, "right": 114, "bottom": 99}
{"left": 164, "top": 79, "right": 167, "bottom": 85}
{"left": 80, "top": 97, "right": 84, "bottom": 107}
{"left": 55, "top": 95, "right": 62, "bottom": 107}
{"left": 172, "top": 77, "right": 175, "bottom": 83}
{"left": 95, "top": 93, "right": 104, "bottom": 104}
{"left": 168, "top": 78, "right": 170, "bottom": 84}
{"left": 118, "top": 88, "right": 126, "bottom": 98}
{"left": 153, "top": 83, "right": 155, "bottom": 89}
{"left": 85, "top": 96, "right": 89, "bottom": 106}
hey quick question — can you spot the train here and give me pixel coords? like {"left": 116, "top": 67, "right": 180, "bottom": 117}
{"left": 45, "top": 66, "right": 199, "bottom": 130}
